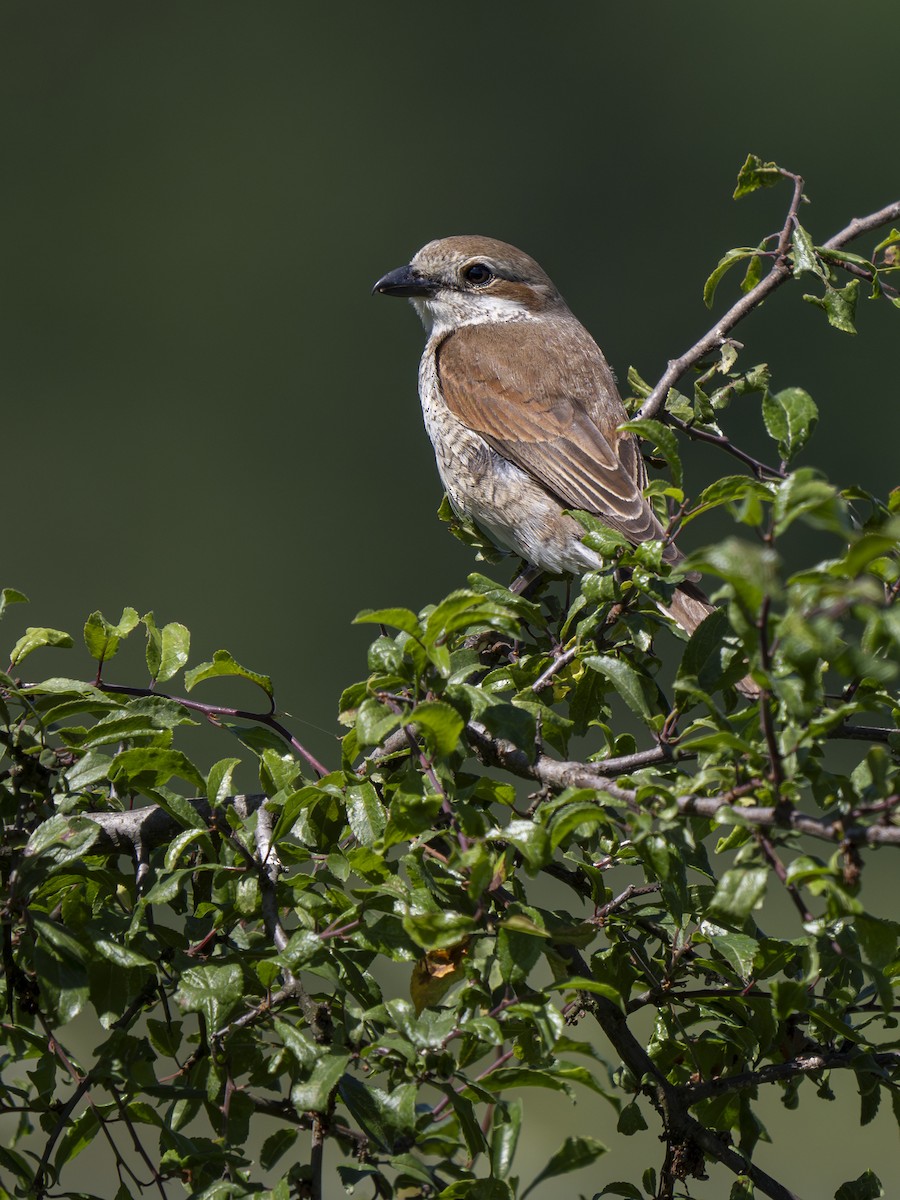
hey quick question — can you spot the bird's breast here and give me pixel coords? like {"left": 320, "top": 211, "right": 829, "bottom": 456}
{"left": 416, "top": 342, "right": 601, "bottom": 575}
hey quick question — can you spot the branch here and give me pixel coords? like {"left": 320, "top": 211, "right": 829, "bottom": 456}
{"left": 465, "top": 722, "right": 900, "bottom": 845}
{"left": 70, "top": 724, "right": 900, "bottom": 859}
{"left": 71, "top": 792, "right": 329, "bottom": 1036}
{"left": 832, "top": 723, "right": 898, "bottom": 743}
{"left": 80, "top": 792, "right": 267, "bottom": 855}
{"left": 684, "top": 1047, "right": 900, "bottom": 1105}
{"left": 638, "top": 191, "right": 900, "bottom": 422}
{"left": 561, "top": 944, "right": 802, "bottom": 1200}
{"left": 670, "top": 414, "right": 784, "bottom": 480}
{"left": 678, "top": 794, "right": 900, "bottom": 846}
{"left": 822, "top": 201, "right": 900, "bottom": 251}
{"left": 98, "top": 681, "right": 329, "bottom": 779}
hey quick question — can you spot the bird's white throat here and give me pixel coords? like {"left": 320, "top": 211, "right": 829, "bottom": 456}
{"left": 411, "top": 291, "right": 538, "bottom": 336}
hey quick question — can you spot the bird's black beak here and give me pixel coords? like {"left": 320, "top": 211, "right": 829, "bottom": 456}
{"left": 372, "top": 265, "right": 437, "bottom": 298}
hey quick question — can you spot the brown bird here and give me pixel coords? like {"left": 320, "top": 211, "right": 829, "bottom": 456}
{"left": 374, "top": 236, "right": 756, "bottom": 693}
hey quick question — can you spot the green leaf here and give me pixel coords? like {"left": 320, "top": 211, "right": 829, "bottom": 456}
{"left": 337, "top": 1074, "right": 414, "bottom": 1148}
{"left": 685, "top": 539, "right": 780, "bottom": 615}
{"left": 548, "top": 800, "right": 610, "bottom": 850}
{"left": 829, "top": 531, "right": 898, "bottom": 579}
{"left": 774, "top": 470, "right": 848, "bottom": 536}
{"left": 741, "top": 252, "right": 763, "bottom": 293}
{"left": 184, "top": 649, "right": 273, "bottom": 701}
{"left": 702, "top": 925, "right": 758, "bottom": 981}
{"left": 143, "top": 613, "right": 190, "bottom": 683}
{"left": 424, "top": 590, "right": 519, "bottom": 646}
{"left": 855, "top": 914, "right": 898, "bottom": 969}
{"left": 791, "top": 224, "right": 822, "bottom": 278}
{"left": 620, "top": 418, "right": 682, "bottom": 487}
{"left": 411, "top": 699, "right": 464, "bottom": 756}
{"left": 31, "top": 915, "right": 90, "bottom": 1022}
{"left": 276, "top": 930, "right": 322, "bottom": 971}
{"left": 490, "top": 819, "right": 551, "bottom": 872}
{"left": 345, "top": 781, "right": 387, "bottom": 845}
{"left": 26, "top": 815, "right": 100, "bottom": 865}
{"left": 93, "top": 938, "right": 153, "bottom": 970}
{"left": 207, "top": 757, "right": 241, "bottom": 807}
{"left": 437, "top": 1180, "right": 513, "bottom": 1199}
{"left": 761, "top": 387, "right": 818, "bottom": 463}
{"left": 706, "top": 867, "right": 768, "bottom": 928}
{"left": 804, "top": 280, "right": 859, "bottom": 334}
{"left": 64, "top": 697, "right": 195, "bottom": 750}
{"left": 440, "top": 1087, "right": 489, "bottom": 1158}
{"left": 353, "top": 606, "right": 421, "bottom": 637}
{"left": 583, "top": 655, "right": 655, "bottom": 722}
{"left": 109, "top": 747, "right": 206, "bottom": 796}
{"left": 259, "top": 1128, "right": 298, "bottom": 1172}
{"left": 702, "top": 248, "right": 758, "bottom": 309}
{"left": 733, "top": 153, "right": 782, "bottom": 198}
{"left": 54, "top": 1105, "right": 100, "bottom": 1169}
{"left": 873, "top": 227, "right": 900, "bottom": 257}
{"left": 676, "top": 607, "right": 748, "bottom": 696}
{"left": 31, "top": 913, "right": 89, "bottom": 965}
{"left": 9, "top": 626, "right": 73, "bottom": 665}
{"left": 834, "top": 1170, "right": 884, "bottom": 1200}
{"left": 682, "top": 474, "right": 773, "bottom": 527}
{"left": 83, "top": 608, "right": 140, "bottom": 663}
{"left": 497, "top": 919, "right": 544, "bottom": 986}
{"left": 490, "top": 1099, "right": 523, "bottom": 1181}
{"left": 176, "top": 963, "right": 244, "bottom": 1030}
{"left": 292, "top": 1052, "right": 351, "bottom": 1115}
{"left": 355, "top": 696, "right": 403, "bottom": 748}
{"left": 0, "top": 587, "right": 28, "bottom": 620}
{"left": 402, "top": 910, "right": 477, "bottom": 951}
{"left": 616, "top": 1101, "right": 648, "bottom": 1135}
{"left": 521, "top": 1135, "right": 607, "bottom": 1198}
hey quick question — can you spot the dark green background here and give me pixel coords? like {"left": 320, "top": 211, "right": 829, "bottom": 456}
{"left": 2, "top": 3, "right": 898, "bottom": 1195}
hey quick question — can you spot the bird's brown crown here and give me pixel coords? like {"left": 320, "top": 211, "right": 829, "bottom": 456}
{"left": 410, "top": 236, "right": 564, "bottom": 309}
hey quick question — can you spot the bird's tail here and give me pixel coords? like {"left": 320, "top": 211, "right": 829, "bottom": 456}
{"left": 664, "top": 581, "right": 760, "bottom": 700}
{"left": 665, "top": 579, "right": 717, "bottom": 635}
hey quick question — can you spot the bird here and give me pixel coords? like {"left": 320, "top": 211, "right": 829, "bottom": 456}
{"left": 373, "top": 236, "right": 757, "bottom": 694}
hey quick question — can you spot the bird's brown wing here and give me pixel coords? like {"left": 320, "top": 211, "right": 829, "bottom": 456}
{"left": 436, "top": 318, "right": 668, "bottom": 548}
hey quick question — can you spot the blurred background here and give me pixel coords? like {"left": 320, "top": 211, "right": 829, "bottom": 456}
{"left": 2, "top": 2, "right": 898, "bottom": 1195}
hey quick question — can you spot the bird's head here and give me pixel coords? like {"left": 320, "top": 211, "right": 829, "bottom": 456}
{"left": 373, "top": 236, "right": 566, "bottom": 334}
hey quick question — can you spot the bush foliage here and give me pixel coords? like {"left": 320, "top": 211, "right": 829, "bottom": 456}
{"left": 2, "top": 160, "right": 900, "bottom": 1200}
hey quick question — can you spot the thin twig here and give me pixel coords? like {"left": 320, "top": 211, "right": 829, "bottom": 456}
{"left": 96, "top": 680, "right": 329, "bottom": 779}
{"left": 756, "top": 596, "right": 785, "bottom": 793}
{"left": 593, "top": 882, "right": 661, "bottom": 923}
{"left": 532, "top": 645, "right": 580, "bottom": 692}
{"left": 755, "top": 830, "right": 812, "bottom": 923}
{"left": 311, "top": 1114, "right": 325, "bottom": 1200}
{"left": 684, "top": 1047, "right": 900, "bottom": 1104}
{"left": 670, "top": 414, "right": 784, "bottom": 480}
{"left": 638, "top": 191, "right": 900, "bottom": 423}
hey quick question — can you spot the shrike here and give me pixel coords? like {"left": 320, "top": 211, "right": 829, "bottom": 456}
{"left": 373, "top": 236, "right": 754, "bottom": 691}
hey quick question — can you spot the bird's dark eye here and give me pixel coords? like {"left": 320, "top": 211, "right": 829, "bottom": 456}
{"left": 463, "top": 262, "right": 493, "bottom": 286}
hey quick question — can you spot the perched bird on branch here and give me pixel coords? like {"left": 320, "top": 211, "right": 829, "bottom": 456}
{"left": 374, "top": 236, "right": 757, "bottom": 696}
